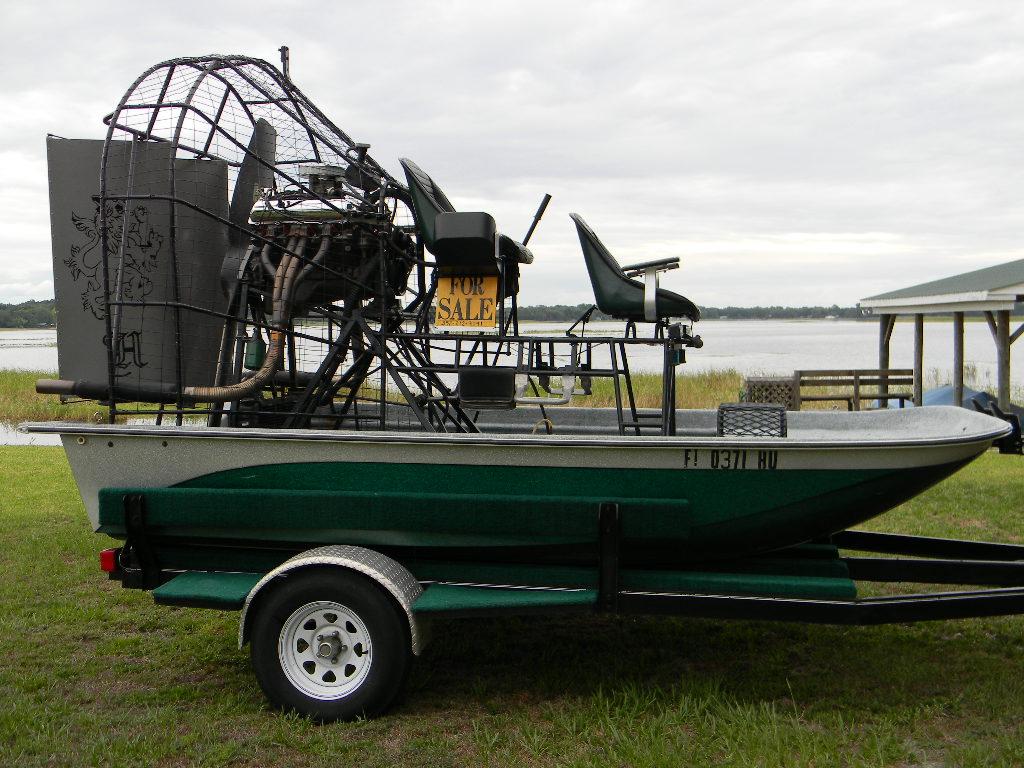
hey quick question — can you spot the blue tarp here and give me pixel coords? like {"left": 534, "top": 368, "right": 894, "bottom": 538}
{"left": 887, "top": 384, "right": 1023, "bottom": 417}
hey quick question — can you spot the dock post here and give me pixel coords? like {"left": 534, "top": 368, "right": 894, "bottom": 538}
{"left": 953, "top": 312, "right": 965, "bottom": 408}
{"left": 878, "top": 314, "right": 894, "bottom": 405}
{"left": 913, "top": 314, "right": 924, "bottom": 407}
{"left": 996, "top": 310, "right": 1010, "bottom": 411}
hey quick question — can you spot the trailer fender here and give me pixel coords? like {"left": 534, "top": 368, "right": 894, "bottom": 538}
{"left": 238, "top": 545, "right": 424, "bottom": 655}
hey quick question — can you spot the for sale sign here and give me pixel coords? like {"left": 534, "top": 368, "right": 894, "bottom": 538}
{"left": 434, "top": 275, "right": 499, "bottom": 328}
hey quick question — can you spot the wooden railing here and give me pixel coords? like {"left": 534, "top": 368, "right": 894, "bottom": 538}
{"left": 795, "top": 369, "right": 914, "bottom": 411}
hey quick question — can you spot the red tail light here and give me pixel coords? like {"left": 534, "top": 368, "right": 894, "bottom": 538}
{"left": 99, "top": 548, "right": 118, "bottom": 573}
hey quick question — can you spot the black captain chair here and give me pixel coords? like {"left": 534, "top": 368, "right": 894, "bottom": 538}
{"left": 399, "top": 158, "right": 533, "bottom": 295}
{"left": 400, "top": 158, "right": 538, "bottom": 408}
{"left": 570, "top": 213, "right": 700, "bottom": 325}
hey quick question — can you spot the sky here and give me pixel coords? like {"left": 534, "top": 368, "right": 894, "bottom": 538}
{"left": 1, "top": 0, "right": 1022, "bottom": 308}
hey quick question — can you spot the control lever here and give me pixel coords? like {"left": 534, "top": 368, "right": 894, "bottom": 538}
{"left": 522, "top": 193, "right": 552, "bottom": 247}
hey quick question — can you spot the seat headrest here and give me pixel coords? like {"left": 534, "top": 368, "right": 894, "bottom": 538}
{"left": 399, "top": 158, "right": 456, "bottom": 214}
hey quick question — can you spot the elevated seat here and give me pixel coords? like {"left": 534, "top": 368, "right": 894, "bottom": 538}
{"left": 570, "top": 213, "right": 699, "bottom": 323}
{"left": 399, "top": 158, "right": 531, "bottom": 296}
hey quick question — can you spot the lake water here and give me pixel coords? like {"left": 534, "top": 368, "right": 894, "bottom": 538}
{"left": 3, "top": 319, "right": 1020, "bottom": 446}
{"left": 0, "top": 329, "right": 63, "bottom": 371}
{"left": 3, "top": 320, "right": 1021, "bottom": 386}
{"left": 0, "top": 426, "right": 60, "bottom": 446}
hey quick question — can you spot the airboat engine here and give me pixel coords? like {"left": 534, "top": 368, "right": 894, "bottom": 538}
{"left": 41, "top": 55, "right": 415, "bottom": 414}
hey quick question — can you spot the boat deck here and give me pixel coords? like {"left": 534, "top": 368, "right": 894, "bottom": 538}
{"left": 22, "top": 405, "right": 1011, "bottom": 448}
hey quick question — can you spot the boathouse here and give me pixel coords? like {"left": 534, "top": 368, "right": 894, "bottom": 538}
{"left": 859, "top": 259, "right": 1024, "bottom": 410}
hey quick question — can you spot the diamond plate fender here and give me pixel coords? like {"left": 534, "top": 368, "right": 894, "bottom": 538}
{"left": 238, "top": 545, "right": 424, "bottom": 654}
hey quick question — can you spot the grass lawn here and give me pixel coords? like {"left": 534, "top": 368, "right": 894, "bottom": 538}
{"left": 1, "top": 447, "right": 1024, "bottom": 767}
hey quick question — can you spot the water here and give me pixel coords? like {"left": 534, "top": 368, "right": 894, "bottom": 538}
{"left": 678, "top": 319, "right": 1023, "bottom": 389}
{"left": 0, "top": 329, "right": 60, "bottom": 371}
{"left": 0, "top": 426, "right": 61, "bottom": 446}
{"left": 3, "top": 320, "right": 1020, "bottom": 446}
{"left": 2, "top": 321, "right": 1021, "bottom": 385}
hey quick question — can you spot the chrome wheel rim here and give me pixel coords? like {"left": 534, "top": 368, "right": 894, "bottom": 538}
{"left": 278, "top": 600, "right": 372, "bottom": 700}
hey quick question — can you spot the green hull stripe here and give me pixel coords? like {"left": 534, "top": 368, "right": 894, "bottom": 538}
{"left": 99, "top": 487, "right": 690, "bottom": 546}
{"left": 97, "top": 456, "right": 963, "bottom": 561}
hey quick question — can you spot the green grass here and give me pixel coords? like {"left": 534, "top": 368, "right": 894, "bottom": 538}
{"left": 2, "top": 448, "right": 1024, "bottom": 766}
{"left": 0, "top": 370, "right": 101, "bottom": 427}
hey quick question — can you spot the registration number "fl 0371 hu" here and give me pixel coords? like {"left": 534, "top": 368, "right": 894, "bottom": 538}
{"left": 681, "top": 449, "right": 779, "bottom": 470}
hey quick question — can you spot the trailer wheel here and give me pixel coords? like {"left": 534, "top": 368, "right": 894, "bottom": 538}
{"left": 249, "top": 568, "right": 411, "bottom": 721}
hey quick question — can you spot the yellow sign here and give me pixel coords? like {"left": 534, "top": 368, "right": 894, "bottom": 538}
{"left": 434, "top": 275, "right": 499, "bottom": 327}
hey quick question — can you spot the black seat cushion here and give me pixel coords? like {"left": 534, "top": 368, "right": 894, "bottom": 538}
{"left": 401, "top": 158, "right": 527, "bottom": 296}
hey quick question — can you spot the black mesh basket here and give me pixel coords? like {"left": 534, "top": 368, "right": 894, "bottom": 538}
{"left": 717, "top": 403, "right": 787, "bottom": 438}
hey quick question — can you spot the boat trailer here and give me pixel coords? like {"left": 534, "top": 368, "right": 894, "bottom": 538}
{"left": 105, "top": 495, "right": 1024, "bottom": 628}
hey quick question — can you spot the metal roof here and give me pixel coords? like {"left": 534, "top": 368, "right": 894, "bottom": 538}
{"left": 860, "top": 258, "right": 1024, "bottom": 313}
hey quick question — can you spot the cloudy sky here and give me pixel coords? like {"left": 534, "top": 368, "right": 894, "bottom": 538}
{"left": 1, "top": 0, "right": 1022, "bottom": 307}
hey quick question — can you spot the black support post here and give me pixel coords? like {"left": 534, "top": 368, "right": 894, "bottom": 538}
{"left": 123, "top": 493, "right": 161, "bottom": 589}
{"left": 598, "top": 502, "right": 621, "bottom": 612}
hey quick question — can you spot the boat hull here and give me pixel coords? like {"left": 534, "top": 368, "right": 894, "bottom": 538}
{"left": 27, "top": 406, "right": 1009, "bottom": 567}
{"left": 97, "top": 455, "right": 969, "bottom": 570}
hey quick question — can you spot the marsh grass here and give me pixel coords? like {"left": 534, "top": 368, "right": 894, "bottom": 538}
{"left": 0, "top": 370, "right": 102, "bottom": 427}
{"left": 574, "top": 369, "right": 745, "bottom": 410}
{"left": 0, "top": 368, "right": 747, "bottom": 425}
{"left": 1, "top": 448, "right": 1023, "bottom": 766}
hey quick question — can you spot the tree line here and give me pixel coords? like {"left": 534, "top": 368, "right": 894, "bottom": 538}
{"left": 0, "top": 300, "right": 57, "bottom": 328}
{"left": 516, "top": 303, "right": 866, "bottom": 321}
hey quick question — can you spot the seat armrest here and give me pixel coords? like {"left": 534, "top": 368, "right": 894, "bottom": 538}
{"left": 622, "top": 257, "right": 679, "bottom": 278}
{"left": 623, "top": 257, "right": 681, "bottom": 321}
{"left": 498, "top": 233, "right": 534, "bottom": 264}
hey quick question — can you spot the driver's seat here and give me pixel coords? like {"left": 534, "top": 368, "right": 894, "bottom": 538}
{"left": 399, "top": 159, "right": 533, "bottom": 296}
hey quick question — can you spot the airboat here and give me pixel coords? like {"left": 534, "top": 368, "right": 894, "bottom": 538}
{"left": 23, "top": 53, "right": 1023, "bottom": 721}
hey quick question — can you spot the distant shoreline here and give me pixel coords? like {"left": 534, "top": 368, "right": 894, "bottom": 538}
{"left": 0, "top": 317, "right": 1008, "bottom": 332}
{"left": 4, "top": 298, "right": 870, "bottom": 324}
{"left": 2, "top": 298, "right": 1017, "bottom": 328}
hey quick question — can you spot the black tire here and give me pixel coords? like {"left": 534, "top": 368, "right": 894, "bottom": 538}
{"left": 250, "top": 567, "right": 412, "bottom": 721}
